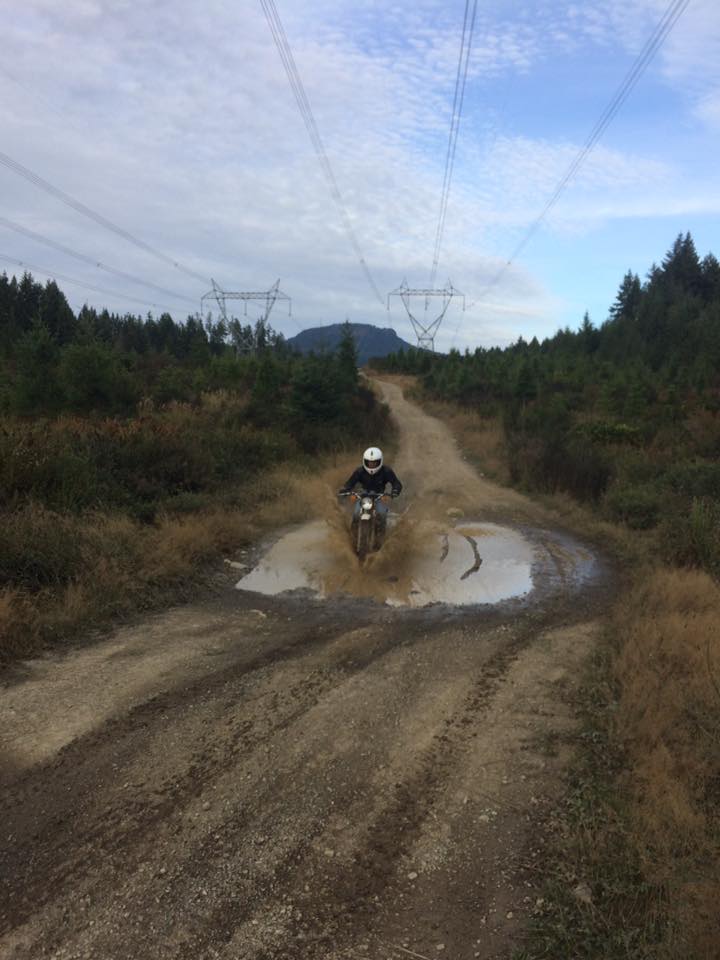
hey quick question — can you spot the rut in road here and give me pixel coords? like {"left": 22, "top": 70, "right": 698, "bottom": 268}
{"left": 0, "top": 379, "right": 608, "bottom": 960}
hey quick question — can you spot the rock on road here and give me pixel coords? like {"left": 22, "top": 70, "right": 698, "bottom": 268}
{"left": 0, "top": 380, "right": 609, "bottom": 960}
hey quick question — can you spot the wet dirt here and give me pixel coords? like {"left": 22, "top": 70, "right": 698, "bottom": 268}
{"left": 236, "top": 379, "right": 600, "bottom": 610}
{"left": 0, "top": 378, "right": 612, "bottom": 960}
{"left": 235, "top": 519, "right": 595, "bottom": 608}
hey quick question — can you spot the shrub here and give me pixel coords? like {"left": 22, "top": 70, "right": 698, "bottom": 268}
{"left": 58, "top": 342, "right": 138, "bottom": 413}
{"left": 576, "top": 419, "right": 642, "bottom": 445}
{"left": 0, "top": 505, "right": 104, "bottom": 589}
{"left": 663, "top": 460, "right": 720, "bottom": 500}
{"left": 660, "top": 497, "right": 720, "bottom": 576}
{"left": 0, "top": 420, "right": 102, "bottom": 511}
{"left": 605, "top": 482, "right": 662, "bottom": 529}
{"left": 562, "top": 437, "right": 614, "bottom": 501}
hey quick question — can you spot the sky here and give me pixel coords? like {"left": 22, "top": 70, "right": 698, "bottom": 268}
{"left": 2, "top": 0, "right": 720, "bottom": 352}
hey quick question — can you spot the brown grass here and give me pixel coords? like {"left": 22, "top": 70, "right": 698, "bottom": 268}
{"left": 419, "top": 398, "right": 511, "bottom": 484}
{"left": 613, "top": 568, "right": 720, "bottom": 956}
{"left": 0, "top": 457, "right": 360, "bottom": 663}
{"left": 411, "top": 387, "right": 720, "bottom": 956}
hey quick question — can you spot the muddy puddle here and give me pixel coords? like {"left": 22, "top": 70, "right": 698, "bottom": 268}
{"left": 235, "top": 517, "right": 594, "bottom": 608}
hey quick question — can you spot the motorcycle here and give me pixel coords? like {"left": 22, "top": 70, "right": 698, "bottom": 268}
{"left": 338, "top": 490, "right": 395, "bottom": 560}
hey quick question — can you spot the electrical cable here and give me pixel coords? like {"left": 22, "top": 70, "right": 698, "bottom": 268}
{"left": 0, "top": 253, "right": 177, "bottom": 314}
{"left": 429, "top": 0, "right": 478, "bottom": 291}
{"left": 0, "top": 215, "right": 198, "bottom": 305}
{"left": 259, "top": 0, "right": 385, "bottom": 306}
{"left": 0, "top": 150, "right": 210, "bottom": 285}
{"left": 478, "top": 0, "right": 692, "bottom": 302}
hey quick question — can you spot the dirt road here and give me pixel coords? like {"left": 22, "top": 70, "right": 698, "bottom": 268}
{"left": 0, "top": 381, "right": 609, "bottom": 960}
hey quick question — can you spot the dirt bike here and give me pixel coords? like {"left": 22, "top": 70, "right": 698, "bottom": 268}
{"left": 338, "top": 490, "right": 395, "bottom": 560}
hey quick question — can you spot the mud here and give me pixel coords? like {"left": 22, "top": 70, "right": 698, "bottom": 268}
{"left": 235, "top": 518, "right": 595, "bottom": 608}
{"left": 0, "top": 378, "right": 613, "bottom": 960}
{"left": 237, "top": 379, "right": 601, "bottom": 610}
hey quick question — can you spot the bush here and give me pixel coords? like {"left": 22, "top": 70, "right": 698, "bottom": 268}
{"left": 0, "top": 505, "right": 106, "bottom": 589}
{"left": 605, "top": 482, "right": 661, "bottom": 529}
{"left": 662, "top": 460, "right": 720, "bottom": 500}
{"left": 660, "top": 497, "right": 720, "bottom": 576}
{"left": 562, "top": 437, "right": 614, "bottom": 501}
{"left": 0, "top": 421, "right": 102, "bottom": 511}
{"left": 576, "top": 419, "right": 642, "bottom": 445}
{"left": 58, "top": 342, "right": 138, "bottom": 413}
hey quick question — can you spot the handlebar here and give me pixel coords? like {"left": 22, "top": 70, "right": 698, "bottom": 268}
{"left": 337, "top": 490, "right": 399, "bottom": 498}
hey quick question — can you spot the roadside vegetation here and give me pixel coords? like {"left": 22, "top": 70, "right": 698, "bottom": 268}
{"left": 377, "top": 234, "right": 720, "bottom": 958}
{"left": 0, "top": 276, "right": 391, "bottom": 660}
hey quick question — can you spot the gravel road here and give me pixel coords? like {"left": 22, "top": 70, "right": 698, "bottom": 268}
{"left": 0, "top": 380, "right": 610, "bottom": 960}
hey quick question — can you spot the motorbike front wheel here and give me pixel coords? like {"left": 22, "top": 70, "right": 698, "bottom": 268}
{"left": 356, "top": 519, "right": 373, "bottom": 559}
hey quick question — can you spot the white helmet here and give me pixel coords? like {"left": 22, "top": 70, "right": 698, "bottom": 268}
{"left": 363, "top": 447, "right": 383, "bottom": 475}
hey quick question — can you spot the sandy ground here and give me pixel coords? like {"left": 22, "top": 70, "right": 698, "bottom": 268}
{"left": 0, "top": 380, "right": 611, "bottom": 960}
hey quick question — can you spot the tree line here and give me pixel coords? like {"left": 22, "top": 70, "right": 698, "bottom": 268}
{"left": 377, "top": 233, "right": 720, "bottom": 574}
{"left": 0, "top": 272, "right": 369, "bottom": 447}
{"left": 0, "top": 273, "right": 392, "bottom": 527}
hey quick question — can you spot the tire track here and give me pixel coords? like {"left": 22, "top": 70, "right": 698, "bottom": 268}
{"left": 0, "top": 622, "right": 426, "bottom": 938}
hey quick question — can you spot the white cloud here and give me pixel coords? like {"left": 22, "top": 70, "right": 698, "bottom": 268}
{"left": 1, "top": 0, "right": 718, "bottom": 351}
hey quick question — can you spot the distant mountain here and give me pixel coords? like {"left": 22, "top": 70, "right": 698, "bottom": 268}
{"left": 286, "top": 323, "right": 414, "bottom": 366}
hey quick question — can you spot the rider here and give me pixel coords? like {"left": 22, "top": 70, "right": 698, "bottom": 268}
{"left": 339, "top": 447, "right": 402, "bottom": 531}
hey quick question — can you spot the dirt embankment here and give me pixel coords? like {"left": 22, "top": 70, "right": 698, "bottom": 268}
{"left": 0, "top": 379, "right": 611, "bottom": 960}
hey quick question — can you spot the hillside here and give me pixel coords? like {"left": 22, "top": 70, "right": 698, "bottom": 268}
{"left": 287, "top": 322, "right": 414, "bottom": 365}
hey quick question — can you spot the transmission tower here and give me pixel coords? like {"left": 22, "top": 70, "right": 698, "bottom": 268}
{"left": 388, "top": 279, "right": 464, "bottom": 352}
{"left": 200, "top": 278, "right": 291, "bottom": 326}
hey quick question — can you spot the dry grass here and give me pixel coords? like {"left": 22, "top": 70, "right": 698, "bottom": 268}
{"left": 0, "top": 589, "right": 38, "bottom": 659}
{"left": 414, "top": 388, "right": 720, "bottom": 957}
{"left": 0, "top": 457, "right": 360, "bottom": 663}
{"left": 613, "top": 568, "right": 720, "bottom": 956}
{"left": 420, "top": 398, "right": 511, "bottom": 484}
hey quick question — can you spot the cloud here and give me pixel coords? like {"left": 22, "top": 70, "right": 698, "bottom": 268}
{"left": 567, "top": 0, "right": 720, "bottom": 126}
{"left": 1, "top": 0, "right": 718, "bottom": 352}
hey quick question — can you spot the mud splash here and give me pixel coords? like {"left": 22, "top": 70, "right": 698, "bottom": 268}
{"left": 234, "top": 517, "right": 564, "bottom": 608}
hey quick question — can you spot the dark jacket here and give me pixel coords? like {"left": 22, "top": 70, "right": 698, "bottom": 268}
{"left": 340, "top": 465, "right": 403, "bottom": 496}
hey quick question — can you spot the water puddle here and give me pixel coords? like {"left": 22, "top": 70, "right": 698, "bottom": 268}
{"left": 235, "top": 519, "right": 554, "bottom": 608}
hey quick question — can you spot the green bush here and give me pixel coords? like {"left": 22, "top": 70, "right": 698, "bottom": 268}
{"left": 576, "top": 420, "right": 642, "bottom": 445}
{"left": 0, "top": 422, "right": 102, "bottom": 511}
{"left": 662, "top": 460, "right": 720, "bottom": 500}
{"left": 58, "top": 342, "right": 138, "bottom": 413}
{"left": 0, "top": 506, "right": 102, "bottom": 588}
{"left": 660, "top": 497, "right": 720, "bottom": 576}
{"left": 605, "top": 482, "right": 661, "bottom": 529}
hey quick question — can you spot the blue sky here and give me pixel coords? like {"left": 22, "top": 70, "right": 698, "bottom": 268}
{"left": 2, "top": 0, "right": 719, "bottom": 351}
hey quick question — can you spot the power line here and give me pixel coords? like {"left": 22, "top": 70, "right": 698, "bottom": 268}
{"left": 0, "top": 215, "right": 198, "bottom": 306}
{"left": 259, "top": 0, "right": 385, "bottom": 306}
{"left": 0, "top": 253, "right": 177, "bottom": 314}
{"left": 479, "top": 0, "right": 692, "bottom": 301}
{"left": 0, "top": 150, "right": 210, "bottom": 285}
{"left": 430, "top": 0, "right": 478, "bottom": 290}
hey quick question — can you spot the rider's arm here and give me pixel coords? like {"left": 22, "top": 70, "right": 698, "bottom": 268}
{"left": 339, "top": 468, "right": 362, "bottom": 494}
{"left": 385, "top": 468, "right": 402, "bottom": 496}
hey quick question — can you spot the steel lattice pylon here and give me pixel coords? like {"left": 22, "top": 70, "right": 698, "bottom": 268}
{"left": 388, "top": 279, "right": 464, "bottom": 352}
{"left": 200, "top": 278, "right": 291, "bottom": 327}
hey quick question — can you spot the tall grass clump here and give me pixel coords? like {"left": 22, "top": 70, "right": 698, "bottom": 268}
{"left": 612, "top": 569, "right": 720, "bottom": 957}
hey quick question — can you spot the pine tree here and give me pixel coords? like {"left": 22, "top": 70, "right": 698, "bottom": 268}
{"left": 337, "top": 321, "right": 359, "bottom": 393}
{"left": 39, "top": 280, "right": 76, "bottom": 345}
{"left": 609, "top": 271, "right": 642, "bottom": 323}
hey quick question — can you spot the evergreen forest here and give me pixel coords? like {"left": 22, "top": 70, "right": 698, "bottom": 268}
{"left": 0, "top": 277, "right": 389, "bottom": 656}
{"left": 377, "top": 233, "right": 720, "bottom": 576}
{"left": 0, "top": 274, "right": 384, "bottom": 514}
